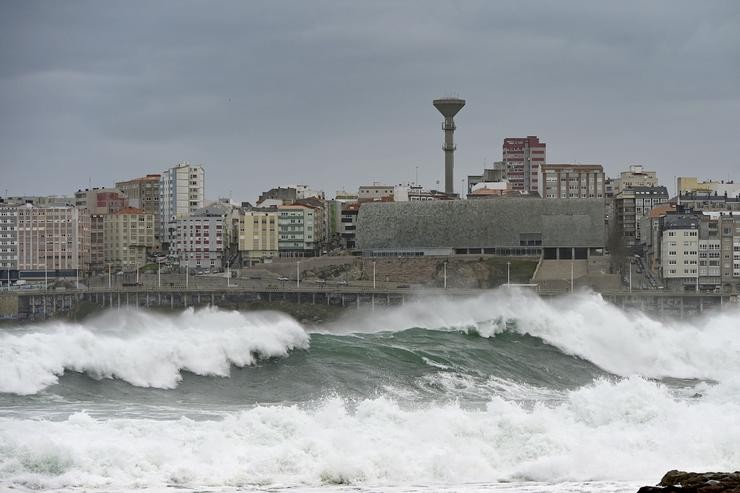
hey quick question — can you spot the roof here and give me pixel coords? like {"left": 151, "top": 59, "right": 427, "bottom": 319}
{"left": 356, "top": 198, "right": 605, "bottom": 250}
{"left": 648, "top": 203, "right": 676, "bottom": 219}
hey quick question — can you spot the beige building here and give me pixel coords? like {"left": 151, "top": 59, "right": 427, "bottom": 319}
{"left": 660, "top": 215, "right": 699, "bottom": 285}
{"left": 116, "top": 174, "right": 161, "bottom": 243}
{"left": 238, "top": 209, "right": 279, "bottom": 265}
{"left": 612, "top": 165, "right": 658, "bottom": 194}
{"left": 16, "top": 204, "right": 81, "bottom": 272}
{"left": 103, "top": 207, "right": 156, "bottom": 269}
{"left": 538, "top": 164, "right": 605, "bottom": 199}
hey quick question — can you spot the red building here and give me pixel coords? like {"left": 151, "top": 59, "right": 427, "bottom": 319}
{"left": 502, "top": 136, "right": 546, "bottom": 194}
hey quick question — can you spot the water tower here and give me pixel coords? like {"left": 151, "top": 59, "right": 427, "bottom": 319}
{"left": 433, "top": 97, "right": 465, "bottom": 195}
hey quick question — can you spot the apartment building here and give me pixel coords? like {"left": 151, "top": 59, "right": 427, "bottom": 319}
{"left": 238, "top": 209, "right": 279, "bottom": 265}
{"left": 614, "top": 186, "right": 669, "bottom": 247}
{"left": 502, "top": 136, "right": 546, "bottom": 193}
{"left": 160, "top": 163, "right": 205, "bottom": 249}
{"left": 103, "top": 207, "right": 156, "bottom": 269}
{"left": 15, "top": 204, "right": 81, "bottom": 273}
{"left": 74, "top": 188, "right": 128, "bottom": 214}
{"left": 611, "top": 165, "right": 658, "bottom": 194}
{"left": 718, "top": 213, "right": 740, "bottom": 286}
{"left": 677, "top": 178, "right": 740, "bottom": 198}
{"left": 0, "top": 206, "right": 18, "bottom": 276}
{"left": 338, "top": 202, "right": 360, "bottom": 249}
{"left": 660, "top": 214, "right": 699, "bottom": 287}
{"left": 538, "top": 164, "right": 605, "bottom": 199}
{"left": 172, "top": 203, "right": 234, "bottom": 270}
{"left": 116, "top": 175, "right": 161, "bottom": 243}
{"left": 358, "top": 185, "right": 394, "bottom": 201}
{"left": 278, "top": 205, "right": 317, "bottom": 256}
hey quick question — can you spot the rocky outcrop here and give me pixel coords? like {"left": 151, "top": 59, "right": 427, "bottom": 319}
{"left": 638, "top": 470, "right": 740, "bottom": 492}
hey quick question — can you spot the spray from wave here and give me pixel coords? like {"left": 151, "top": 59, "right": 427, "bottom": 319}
{"left": 0, "top": 307, "right": 309, "bottom": 395}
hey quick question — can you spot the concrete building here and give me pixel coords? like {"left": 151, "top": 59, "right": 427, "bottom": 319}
{"left": 278, "top": 205, "right": 318, "bottom": 256}
{"left": 660, "top": 214, "right": 699, "bottom": 288}
{"left": 614, "top": 186, "right": 669, "bottom": 247}
{"left": 238, "top": 209, "right": 279, "bottom": 265}
{"left": 467, "top": 181, "right": 513, "bottom": 199}
{"left": 258, "top": 185, "right": 324, "bottom": 205}
{"left": 116, "top": 175, "right": 161, "bottom": 243}
{"left": 677, "top": 177, "right": 740, "bottom": 198}
{"left": 358, "top": 185, "right": 394, "bottom": 201}
{"left": 1, "top": 195, "right": 74, "bottom": 207}
{"left": 0, "top": 206, "right": 19, "bottom": 280}
{"left": 74, "top": 188, "right": 128, "bottom": 214}
{"left": 538, "top": 164, "right": 605, "bottom": 199}
{"left": 467, "top": 162, "right": 507, "bottom": 196}
{"left": 338, "top": 202, "right": 360, "bottom": 249}
{"left": 11, "top": 204, "right": 82, "bottom": 276}
{"left": 103, "top": 207, "right": 156, "bottom": 270}
{"left": 718, "top": 213, "right": 740, "bottom": 287}
{"left": 502, "top": 136, "right": 546, "bottom": 193}
{"left": 172, "top": 203, "right": 234, "bottom": 271}
{"left": 611, "top": 165, "right": 658, "bottom": 194}
{"left": 678, "top": 192, "right": 740, "bottom": 212}
{"left": 160, "top": 163, "right": 205, "bottom": 249}
{"left": 356, "top": 198, "right": 605, "bottom": 259}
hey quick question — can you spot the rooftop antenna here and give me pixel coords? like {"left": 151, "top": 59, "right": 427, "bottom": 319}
{"left": 433, "top": 97, "right": 466, "bottom": 195}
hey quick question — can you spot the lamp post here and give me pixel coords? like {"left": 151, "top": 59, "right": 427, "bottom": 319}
{"left": 570, "top": 259, "right": 574, "bottom": 293}
{"left": 185, "top": 261, "right": 189, "bottom": 289}
{"left": 507, "top": 261, "right": 511, "bottom": 286}
{"left": 108, "top": 264, "right": 111, "bottom": 289}
{"left": 75, "top": 267, "right": 79, "bottom": 290}
{"left": 296, "top": 260, "right": 301, "bottom": 288}
{"left": 372, "top": 260, "right": 376, "bottom": 290}
{"left": 158, "top": 261, "right": 161, "bottom": 289}
{"left": 443, "top": 261, "right": 448, "bottom": 289}
{"left": 629, "top": 260, "right": 632, "bottom": 293}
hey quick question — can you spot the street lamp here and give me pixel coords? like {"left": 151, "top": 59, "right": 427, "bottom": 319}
{"left": 443, "top": 261, "right": 448, "bottom": 289}
{"left": 372, "top": 260, "right": 376, "bottom": 290}
{"left": 296, "top": 260, "right": 301, "bottom": 288}
{"left": 507, "top": 261, "right": 511, "bottom": 286}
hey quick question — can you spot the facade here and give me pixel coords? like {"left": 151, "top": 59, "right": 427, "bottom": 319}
{"left": 502, "top": 136, "right": 546, "bottom": 193}
{"left": 660, "top": 214, "right": 700, "bottom": 287}
{"left": 677, "top": 178, "right": 740, "bottom": 198}
{"left": 356, "top": 199, "right": 605, "bottom": 259}
{"left": 238, "top": 209, "right": 279, "bottom": 265}
{"left": 678, "top": 192, "right": 740, "bottom": 212}
{"left": 103, "top": 208, "right": 156, "bottom": 269}
{"left": 160, "top": 163, "right": 205, "bottom": 248}
{"left": 278, "top": 205, "right": 317, "bottom": 256}
{"left": 0, "top": 206, "right": 18, "bottom": 275}
{"left": 614, "top": 186, "right": 669, "bottom": 247}
{"left": 718, "top": 213, "right": 740, "bottom": 287}
{"left": 14, "top": 204, "right": 81, "bottom": 273}
{"left": 74, "top": 188, "right": 128, "bottom": 214}
{"left": 338, "top": 202, "right": 360, "bottom": 249}
{"left": 358, "top": 185, "right": 394, "bottom": 201}
{"left": 538, "top": 164, "right": 605, "bottom": 199}
{"left": 172, "top": 203, "right": 234, "bottom": 270}
{"left": 1, "top": 196, "right": 74, "bottom": 207}
{"left": 116, "top": 175, "right": 161, "bottom": 243}
{"left": 612, "top": 165, "right": 658, "bottom": 194}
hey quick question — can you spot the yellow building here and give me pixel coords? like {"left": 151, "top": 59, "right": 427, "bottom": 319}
{"left": 103, "top": 207, "right": 155, "bottom": 269}
{"left": 238, "top": 209, "right": 279, "bottom": 265}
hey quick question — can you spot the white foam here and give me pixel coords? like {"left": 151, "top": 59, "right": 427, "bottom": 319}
{"left": 1, "top": 377, "right": 738, "bottom": 490}
{"left": 0, "top": 307, "right": 309, "bottom": 395}
{"left": 331, "top": 289, "right": 740, "bottom": 381}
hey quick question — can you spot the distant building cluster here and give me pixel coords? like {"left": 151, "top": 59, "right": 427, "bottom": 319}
{"left": 1, "top": 107, "right": 738, "bottom": 293}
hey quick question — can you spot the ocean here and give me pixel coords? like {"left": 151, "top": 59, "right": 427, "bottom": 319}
{"left": 1, "top": 289, "right": 739, "bottom": 492}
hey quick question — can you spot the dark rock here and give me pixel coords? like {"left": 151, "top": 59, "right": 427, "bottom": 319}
{"left": 638, "top": 470, "right": 740, "bottom": 492}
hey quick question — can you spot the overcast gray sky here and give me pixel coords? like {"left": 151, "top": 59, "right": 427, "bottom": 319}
{"left": 1, "top": 0, "right": 738, "bottom": 202}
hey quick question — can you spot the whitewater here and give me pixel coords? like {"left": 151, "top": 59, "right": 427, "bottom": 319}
{"left": 1, "top": 289, "right": 739, "bottom": 492}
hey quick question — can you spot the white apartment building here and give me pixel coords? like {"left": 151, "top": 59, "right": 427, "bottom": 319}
{"left": 173, "top": 203, "right": 233, "bottom": 270}
{"left": 611, "top": 165, "right": 659, "bottom": 194}
{"left": 0, "top": 206, "right": 18, "bottom": 272}
{"left": 661, "top": 215, "right": 699, "bottom": 285}
{"left": 103, "top": 207, "right": 156, "bottom": 269}
{"left": 160, "top": 163, "right": 205, "bottom": 248}
{"left": 238, "top": 209, "right": 279, "bottom": 265}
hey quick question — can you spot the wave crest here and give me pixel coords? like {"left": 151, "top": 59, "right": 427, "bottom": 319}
{"left": 0, "top": 308, "right": 309, "bottom": 395}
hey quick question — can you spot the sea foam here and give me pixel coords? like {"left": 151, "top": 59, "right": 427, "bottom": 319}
{"left": 1, "top": 377, "right": 738, "bottom": 490}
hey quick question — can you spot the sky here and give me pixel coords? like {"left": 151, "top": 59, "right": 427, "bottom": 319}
{"left": 1, "top": 0, "right": 739, "bottom": 203}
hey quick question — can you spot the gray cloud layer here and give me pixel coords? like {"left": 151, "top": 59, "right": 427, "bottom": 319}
{"left": 1, "top": 1, "right": 738, "bottom": 201}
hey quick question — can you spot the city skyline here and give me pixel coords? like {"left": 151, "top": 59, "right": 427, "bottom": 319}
{"left": 1, "top": 1, "right": 739, "bottom": 201}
